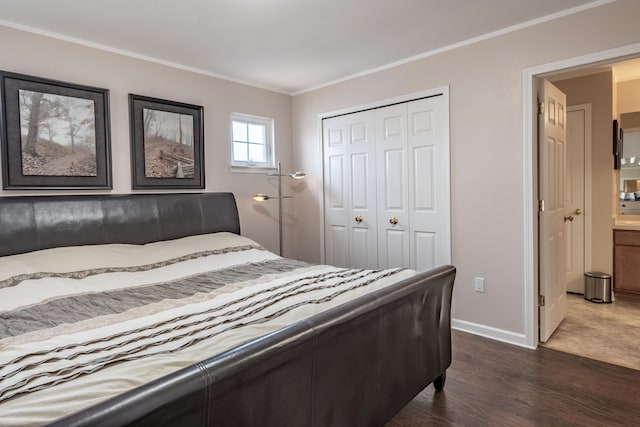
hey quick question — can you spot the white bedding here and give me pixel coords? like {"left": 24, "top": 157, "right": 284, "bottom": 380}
{"left": 0, "top": 232, "right": 415, "bottom": 426}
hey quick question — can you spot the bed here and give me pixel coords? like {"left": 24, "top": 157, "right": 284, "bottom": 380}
{"left": 0, "top": 192, "right": 456, "bottom": 427}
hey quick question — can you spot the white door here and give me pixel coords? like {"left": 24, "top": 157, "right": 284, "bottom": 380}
{"left": 347, "top": 111, "right": 378, "bottom": 268}
{"left": 375, "top": 96, "right": 450, "bottom": 271}
{"left": 565, "top": 105, "right": 590, "bottom": 293}
{"left": 539, "top": 79, "right": 568, "bottom": 342}
{"left": 376, "top": 103, "right": 410, "bottom": 269}
{"left": 322, "top": 111, "right": 378, "bottom": 269}
{"left": 323, "top": 90, "right": 451, "bottom": 272}
{"left": 323, "top": 115, "right": 349, "bottom": 268}
{"left": 408, "top": 96, "right": 450, "bottom": 272}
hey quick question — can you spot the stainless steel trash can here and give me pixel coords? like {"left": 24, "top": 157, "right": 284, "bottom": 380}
{"left": 584, "top": 271, "right": 612, "bottom": 303}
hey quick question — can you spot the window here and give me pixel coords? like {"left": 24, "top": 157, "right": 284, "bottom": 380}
{"left": 230, "top": 113, "right": 274, "bottom": 169}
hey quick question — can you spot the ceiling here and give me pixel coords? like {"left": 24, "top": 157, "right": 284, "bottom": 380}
{"left": 0, "top": 0, "right": 610, "bottom": 94}
{"left": 612, "top": 58, "right": 640, "bottom": 82}
{"left": 546, "top": 57, "right": 640, "bottom": 84}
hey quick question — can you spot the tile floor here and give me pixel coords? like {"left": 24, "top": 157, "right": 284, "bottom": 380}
{"left": 542, "top": 293, "right": 640, "bottom": 371}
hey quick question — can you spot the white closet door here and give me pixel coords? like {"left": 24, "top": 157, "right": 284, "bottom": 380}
{"left": 323, "top": 115, "right": 349, "bottom": 267}
{"left": 323, "top": 111, "right": 377, "bottom": 269}
{"left": 347, "top": 110, "right": 378, "bottom": 269}
{"left": 323, "top": 91, "right": 451, "bottom": 272}
{"left": 376, "top": 103, "right": 410, "bottom": 269}
{"left": 408, "top": 96, "right": 450, "bottom": 272}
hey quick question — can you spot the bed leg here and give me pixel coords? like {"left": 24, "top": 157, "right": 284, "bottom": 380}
{"left": 433, "top": 372, "right": 446, "bottom": 391}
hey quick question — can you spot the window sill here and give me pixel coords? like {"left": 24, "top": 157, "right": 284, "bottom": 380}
{"left": 230, "top": 165, "right": 277, "bottom": 174}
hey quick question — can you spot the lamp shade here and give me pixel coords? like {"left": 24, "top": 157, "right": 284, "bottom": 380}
{"left": 289, "top": 171, "right": 306, "bottom": 179}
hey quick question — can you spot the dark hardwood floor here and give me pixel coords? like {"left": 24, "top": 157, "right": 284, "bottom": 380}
{"left": 386, "top": 330, "right": 640, "bottom": 426}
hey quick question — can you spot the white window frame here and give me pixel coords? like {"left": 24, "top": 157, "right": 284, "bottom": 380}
{"left": 230, "top": 112, "right": 275, "bottom": 171}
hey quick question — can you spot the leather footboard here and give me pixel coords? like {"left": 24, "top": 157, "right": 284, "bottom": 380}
{"left": 51, "top": 264, "right": 455, "bottom": 427}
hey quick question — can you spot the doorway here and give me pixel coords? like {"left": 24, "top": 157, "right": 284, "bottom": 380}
{"left": 564, "top": 104, "right": 591, "bottom": 294}
{"left": 524, "top": 43, "right": 640, "bottom": 351}
{"left": 537, "top": 68, "right": 640, "bottom": 369}
{"left": 541, "top": 293, "right": 640, "bottom": 370}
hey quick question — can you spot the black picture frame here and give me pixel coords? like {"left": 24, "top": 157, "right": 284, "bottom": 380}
{"left": 618, "top": 127, "right": 624, "bottom": 169}
{"left": 0, "top": 71, "right": 111, "bottom": 189}
{"left": 129, "top": 94, "right": 204, "bottom": 189}
{"left": 613, "top": 119, "right": 620, "bottom": 170}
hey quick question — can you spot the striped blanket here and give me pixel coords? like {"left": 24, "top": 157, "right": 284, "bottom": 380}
{"left": 0, "top": 232, "right": 414, "bottom": 426}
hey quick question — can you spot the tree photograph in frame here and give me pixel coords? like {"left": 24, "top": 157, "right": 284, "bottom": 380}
{"left": 129, "top": 94, "right": 204, "bottom": 189}
{"left": 0, "top": 71, "right": 111, "bottom": 189}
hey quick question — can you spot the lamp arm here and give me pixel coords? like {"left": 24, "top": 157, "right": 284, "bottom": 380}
{"left": 254, "top": 161, "right": 305, "bottom": 257}
{"left": 278, "top": 162, "right": 283, "bottom": 256}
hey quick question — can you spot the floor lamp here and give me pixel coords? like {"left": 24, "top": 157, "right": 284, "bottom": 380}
{"left": 253, "top": 161, "right": 305, "bottom": 255}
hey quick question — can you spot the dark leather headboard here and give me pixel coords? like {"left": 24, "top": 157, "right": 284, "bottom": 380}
{"left": 0, "top": 192, "right": 240, "bottom": 257}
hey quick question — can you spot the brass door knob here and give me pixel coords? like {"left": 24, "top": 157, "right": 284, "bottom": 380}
{"left": 389, "top": 217, "right": 399, "bottom": 225}
{"left": 355, "top": 215, "right": 363, "bottom": 223}
{"left": 575, "top": 208, "right": 583, "bottom": 215}
{"left": 564, "top": 215, "right": 574, "bottom": 222}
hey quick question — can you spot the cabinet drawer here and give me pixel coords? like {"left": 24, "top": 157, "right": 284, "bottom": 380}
{"left": 614, "top": 230, "right": 640, "bottom": 246}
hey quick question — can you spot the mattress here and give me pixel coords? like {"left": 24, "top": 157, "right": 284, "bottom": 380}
{"left": 0, "top": 232, "right": 415, "bottom": 426}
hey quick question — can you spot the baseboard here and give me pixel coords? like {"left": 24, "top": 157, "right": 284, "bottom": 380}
{"left": 452, "top": 318, "right": 534, "bottom": 349}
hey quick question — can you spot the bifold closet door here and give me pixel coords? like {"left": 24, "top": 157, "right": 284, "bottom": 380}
{"left": 407, "top": 96, "right": 450, "bottom": 272}
{"left": 375, "top": 96, "right": 449, "bottom": 272}
{"left": 376, "top": 103, "right": 410, "bottom": 269}
{"left": 323, "top": 110, "right": 378, "bottom": 269}
{"left": 323, "top": 93, "right": 450, "bottom": 272}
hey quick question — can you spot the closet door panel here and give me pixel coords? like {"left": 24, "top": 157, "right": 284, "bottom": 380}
{"left": 351, "top": 227, "right": 372, "bottom": 268}
{"left": 325, "top": 155, "right": 347, "bottom": 267}
{"left": 323, "top": 115, "right": 349, "bottom": 267}
{"left": 385, "top": 229, "right": 407, "bottom": 268}
{"left": 328, "top": 155, "right": 346, "bottom": 210}
{"left": 347, "top": 110, "right": 378, "bottom": 269}
{"left": 413, "top": 145, "right": 435, "bottom": 210}
{"left": 408, "top": 96, "right": 450, "bottom": 271}
{"left": 351, "top": 153, "right": 369, "bottom": 209}
{"left": 328, "top": 225, "right": 348, "bottom": 268}
{"left": 383, "top": 149, "right": 405, "bottom": 209}
{"left": 414, "top": 231, "right": 437, "bottom": 272}
{"left": 376, "top": 104, "right": 409, "bottom": 269}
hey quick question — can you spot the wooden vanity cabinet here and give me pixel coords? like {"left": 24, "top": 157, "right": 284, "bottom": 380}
{"left": 613, "top": 229, "right": 640, "bottom": 301}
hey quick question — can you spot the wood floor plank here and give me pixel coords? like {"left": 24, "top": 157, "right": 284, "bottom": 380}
{"left": 386, "top": 330, "right": 640, "bottom": 426}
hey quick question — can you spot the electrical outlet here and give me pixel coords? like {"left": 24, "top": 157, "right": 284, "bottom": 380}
{"left": 474, "top": 277, "right": 485, "bottom": 293}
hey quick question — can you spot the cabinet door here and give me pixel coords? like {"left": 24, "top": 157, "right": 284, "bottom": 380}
{"left": 614, "top": 244, "right": 640, "bottom": 294}
{"left": 614, "top": 230, "right": 640, "bottom": 296}
{"left": 376, "top": 103, "right": 410, "bottom": 269}
{"left": 408, "top": 96, "right": 450, "bottom": 272}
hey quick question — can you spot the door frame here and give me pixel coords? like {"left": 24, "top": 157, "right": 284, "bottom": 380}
{"left": 317, "top": 86, "right": 451, "bottom": 266}
{"left": 567, "top": 103, "right": 593, "bottom": 287}
{"left": 524, "top": 43, "right": 640, "bottom": 348}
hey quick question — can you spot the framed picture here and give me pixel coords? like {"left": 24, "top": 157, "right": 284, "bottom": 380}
{"left": 613, "top": 119, "right": 620, "bottom": 170}
{"left": 0, "top": 71, "right": 111, "bottom": 189}
{"left": 129, "top": 94, "right": 204, "bottom": 189}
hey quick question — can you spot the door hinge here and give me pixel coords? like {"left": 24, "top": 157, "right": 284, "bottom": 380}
{"left": 538, "top": 102, "right": 545, "bottom": 115}
{"left": 538, "top": 199, "right": 545, "bottom": 213}
{"left": 538, "top": 294, "right": 545, "bottom": 307}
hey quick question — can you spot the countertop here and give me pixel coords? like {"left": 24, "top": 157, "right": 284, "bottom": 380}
{"left": 613, "top": 215, "right": 640, "bottom": 230}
